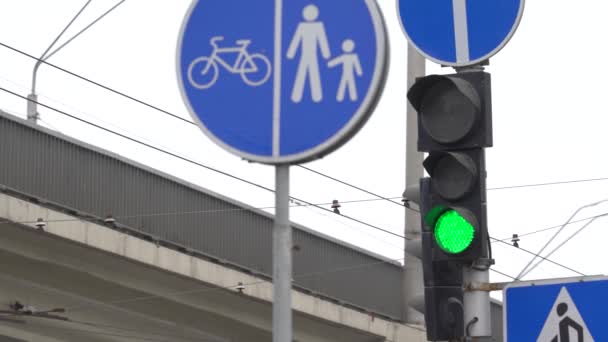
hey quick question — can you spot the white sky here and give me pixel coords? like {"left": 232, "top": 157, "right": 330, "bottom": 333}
{"left": 0, "top": 0, "right": 607, "bottom": 296}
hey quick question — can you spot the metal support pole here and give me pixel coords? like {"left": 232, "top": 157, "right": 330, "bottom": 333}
{"left": 403, "top": 44, "right": 425, "bottom": 324}
{"left": 463, "top": 263, "right": 492, "bottom": 338}
{"left": 27, "top": 0, "right": 92, "bottom": 124}
{"left": 26, "top": 94, "right": 38, "bottom": 122}
{"left": 27, "top": 0, "right": 126, "bottom": 124}
{"left": 273, "top": 165, "right": 292, "bottom": 342}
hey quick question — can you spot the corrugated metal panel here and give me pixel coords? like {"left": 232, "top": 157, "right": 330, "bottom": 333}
{"left": 0, "top": 112, "right": 403, "bottom": 319}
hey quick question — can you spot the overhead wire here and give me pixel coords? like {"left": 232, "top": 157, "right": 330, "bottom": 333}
{"left": 64, "top": 256, "right": 406, "bottom": 312}
{"left": 17, "top": 325, "right": 189, "bottom": 342}
{"left": 40, "top": 0, "right": 128, "bottom": 63}
{"left": 519, "top": 214, "right": 607, "bottom": 279}
{"left": 0, "top": 87, "right": 408, "bottom": 242}
{"left": 497, "top": 212, "right": 608, "bottom": 241}
{"left": 487, "top": 177, "right": 608, "bottom": 191}
{"left": 296, "top": 165, "right": 406, "bottom": 208}
{"left": 0, "top": 43, "right": 590, "bottom": 281}
{"left": 0, "top": 86, "right": 586, "bottom": 284}
{"left": 490, "top": 237, "right": 585, "bottom": 278}
{"left": 517, "top": 199, "right": 608, "bottom": 279}
{"left": 66, "top": 318, "right": 218, "bottom": 342}
{"left": 1, "top": 197, "right": 584, "bottom": 281}
{"left": 0, "top": 41, "right": 605, "bottom": 255}
{"left": 62, "top": 252, "right": 515, "bottom": 313}
{"left": 0, "top": 314, "right": 207, "bottom": 342}
{"left": 489, "top": 268, "right": 517, "bottom": 280}
{"left": 0, "top": 41, "right": 606, "bottom": 203}
{"left": 8, "top": 84, "right": 596, "bottom": 269}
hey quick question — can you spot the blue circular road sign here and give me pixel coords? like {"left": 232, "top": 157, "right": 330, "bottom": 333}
{"left": 177, "top": 0, "right": 388, "bottom": 164}
{"left": 398, "top": 0, "right": 525, "bottom": 66}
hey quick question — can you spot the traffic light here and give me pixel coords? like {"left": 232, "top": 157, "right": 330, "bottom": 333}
{"left": 420, "top": 178, "right": 464, "bottom": 341}
{"left": 408, "top": 71, "right": 491, "bottom": 263}
{"left": 408, "top": 71, "right": 493, "bottom": 341}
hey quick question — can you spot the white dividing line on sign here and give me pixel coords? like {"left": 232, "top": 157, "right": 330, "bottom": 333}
{"left": 452, "top": 0, "right": 470, "bottom": 64}
{"left": 272, "top": 0, "right": 283, "bottom": 157}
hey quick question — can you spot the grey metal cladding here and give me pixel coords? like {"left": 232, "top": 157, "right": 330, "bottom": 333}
{"left": 0, "top": 112, "right": 402, "bottom": 319}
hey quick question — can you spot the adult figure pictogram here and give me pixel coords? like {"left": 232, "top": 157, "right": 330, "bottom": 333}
{"left": 286, "top": 4, "right": 331, "bottom": 103}
{"left": 550, "top": 302, "right": 584, "bottom": 342}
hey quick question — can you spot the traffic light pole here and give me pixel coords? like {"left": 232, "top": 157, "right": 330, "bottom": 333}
{"left": 456, "top": 66, "right": 492, "bottom": 340}
{"left": 403, "top": 45, "right": 425, "bottom": 325}
{"left": 463, "top": 258, "right": 492, "bottom": 338}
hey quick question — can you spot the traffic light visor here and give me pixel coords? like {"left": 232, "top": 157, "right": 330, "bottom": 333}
{"left": 408, "top": 75, "right": 481, "bottom": 145}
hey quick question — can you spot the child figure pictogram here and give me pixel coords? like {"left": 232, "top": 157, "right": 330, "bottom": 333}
{"left": 328, "top": 39, "right": 363, "bottom": 102}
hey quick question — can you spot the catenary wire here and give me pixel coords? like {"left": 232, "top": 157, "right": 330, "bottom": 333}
{"left": 517, "top": 199, "right": 608, "bottom": 280}
{"left": 296, "top": 165, "right": 406, "bottom": 208}
{"left": 0, "top": 313, "right": 208, "bottom": 342}
{"left": 63, "top": 252, "right": 515, "bottom": 313}
{"left": 64, "top": 256, "right": 407, "bottom": 312}
{"left": 0, "top": 174, "right": 584, "bottom": 275}
{"left": 0, "top": 45, "right": 587, "bottom": 279}
{"left": 0, "top": 197, "right": 401, "bottom": 226}
{"left": 0, "top": 90, "right": 585, "bottom": 281}
{"left": 0, "top": 42, "right": 192, "bottom": 124}
{"left": 41, "top": 1, "right": 128, "bottom": 63}
{"left": 14, "top": 325, "right": 187, "bottom": 342}
{"left": 0, "top": 40, "right": 591, "bottom": 340}
{"left": 63, "top": 259, "right": 517, "bottom": 314}
{"left": 2, "top": 52, "right": 601, "bottom": 260}
{"left": 0, "top": 87, "right": 408, "bottom": 241}
{"left": 65, "top": 319, "right": 217, "bottom": 342}
{"left": 487, "top": 177, "right": 608, "bottom": 191}
{"left": 490, "top": 237, "right": 585, "bottom": 278}
{"left": 1, "top": 41, "right": 607, "bottom": 202}
{"left": 5, "top": 206, "right": 583, "bottom": 283}
{"left": 1, "top": 195, "right": 580, "bottom": 279}
{"left": 490, "top": 268, "right": 517, "bottom": 280}
{"left": 497, "top": 212, "right": 608, "bottom": 241}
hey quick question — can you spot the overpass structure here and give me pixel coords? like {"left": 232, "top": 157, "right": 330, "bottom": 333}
{"left": 0, "top": 111, "right": 428, "bottom": 341}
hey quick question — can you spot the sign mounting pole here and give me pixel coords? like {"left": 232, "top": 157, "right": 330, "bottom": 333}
{"left": 272, "top": 1, "right": 291, "bottom": 340}
{"left": 177, "top": 2, "right": 388, "bottom": 340}
{"left": 273, "top": 165, "right": 292, "bottom": 342}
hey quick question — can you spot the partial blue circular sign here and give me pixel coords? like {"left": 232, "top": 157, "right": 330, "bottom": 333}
{"left": 398, "top": 0, "right": 525, "bottom": 66}
{"left": 177, "top": 0, "right": 388, "bottom": 164}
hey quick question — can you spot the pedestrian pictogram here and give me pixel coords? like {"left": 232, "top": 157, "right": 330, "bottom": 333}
{"left": 286, "top": 4, "right": 331, "bottom": 103}
{"left": 537, "top": 287, "right": 594, "bottom": 342}
{"left": 177, "top": 0, "right": 388, "bottom": 164}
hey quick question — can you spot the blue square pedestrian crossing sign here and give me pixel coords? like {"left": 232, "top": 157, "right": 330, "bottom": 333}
{"left": 177, "top": 0, "right": 388, "bottom": 164}
{"left": 504, "top": 276, "right": 608, "bottom": 341}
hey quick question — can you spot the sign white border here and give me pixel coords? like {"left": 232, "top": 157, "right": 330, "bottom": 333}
{"left": 177, "top": 0, "right": 389, "bottom": 165}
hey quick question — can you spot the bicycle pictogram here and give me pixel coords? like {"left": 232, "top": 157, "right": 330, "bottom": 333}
{"left": 188, "top": 36, "right": 272, "bottom": 89}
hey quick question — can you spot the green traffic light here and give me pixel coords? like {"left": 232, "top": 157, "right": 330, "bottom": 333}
{"left": 434, "top": 209, "right": 475, "bottom": 254}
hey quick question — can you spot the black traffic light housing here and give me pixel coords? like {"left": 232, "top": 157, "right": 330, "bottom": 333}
{"left": 408, "top": 71, "right": 491, "bottom": 263}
